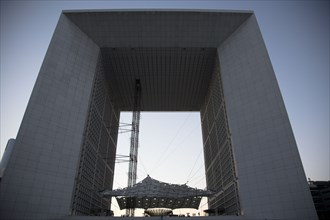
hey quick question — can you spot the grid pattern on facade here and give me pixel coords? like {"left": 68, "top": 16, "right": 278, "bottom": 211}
{"left": 0, "top": 10, "right": 318, "bottom": 220}
{"left": 64, "top": 11, "right": 252, "bottom": 48}
{"left": 101, "top": 47, "right": 216, "bottom": 111}
{"left": 201, "top": 55, "right": 240, "bottom": 215}
{"left": 71, "top": 55, "right": 120, "bottom": 215}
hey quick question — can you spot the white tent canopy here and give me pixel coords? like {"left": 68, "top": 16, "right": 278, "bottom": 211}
{"left": 100, "top": 175, "right": 214, "bottom": 209}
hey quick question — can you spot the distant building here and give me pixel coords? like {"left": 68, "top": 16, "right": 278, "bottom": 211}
{"left": 309, "top": 180, "right": 330, "bottom": 220}
{"left": 0, "top": 139, "right": 15, "bottom": 179}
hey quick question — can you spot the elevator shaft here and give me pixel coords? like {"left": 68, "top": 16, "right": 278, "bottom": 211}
{"left": 126, "top": 79, "right": 141, "bottom": 217}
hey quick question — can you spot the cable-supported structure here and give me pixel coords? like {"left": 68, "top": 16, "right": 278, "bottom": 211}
{"left": 100, "top": 175, "right": 214, "bottom": 210}
{"left": 126, "top": 79, "right": 142, "bottom": 217}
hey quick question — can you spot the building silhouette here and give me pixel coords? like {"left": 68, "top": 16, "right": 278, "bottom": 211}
{"left": 309, "top": 180, "right": 330, "bottom": 220}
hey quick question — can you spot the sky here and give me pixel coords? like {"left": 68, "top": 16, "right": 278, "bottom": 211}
{"left": 0, "top": 0, "right": 329, "bottom": 216}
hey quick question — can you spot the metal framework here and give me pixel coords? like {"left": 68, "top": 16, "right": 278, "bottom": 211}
{"left": 126, "top": 79, "right": 142, "bottom": 216}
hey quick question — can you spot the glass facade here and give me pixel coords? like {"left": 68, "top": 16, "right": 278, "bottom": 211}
{"left": 201, "top": 55, "right": 240, "bottom": 215}
{"left": 71, "top": 55, "right": 120, "bottom": 215}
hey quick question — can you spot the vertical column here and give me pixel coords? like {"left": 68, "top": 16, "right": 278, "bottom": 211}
{"left": 218, "top": 14, "right": 317, "bottom": 219}
{"left": 126, "top": 79, "right": 142, "bottom": 217}
{"left": 0, "top": 14, "right": 100, "bottom": 219}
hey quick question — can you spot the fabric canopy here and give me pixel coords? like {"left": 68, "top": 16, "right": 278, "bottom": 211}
{"left": 100, "top": 175, "right": 213, "bottom": 210}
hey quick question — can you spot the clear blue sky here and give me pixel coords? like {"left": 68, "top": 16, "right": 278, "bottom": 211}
{"left": 0, "top": 0, "right": 329, "bottom": 215}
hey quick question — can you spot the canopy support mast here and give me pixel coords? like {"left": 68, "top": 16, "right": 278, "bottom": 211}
{"left": 126, "top": 79, "right": 141, "bottom": 217}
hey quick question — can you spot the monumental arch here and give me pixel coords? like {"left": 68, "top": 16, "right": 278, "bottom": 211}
{"left": 0, "top": 10, "right": 318, "bottom": 220}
